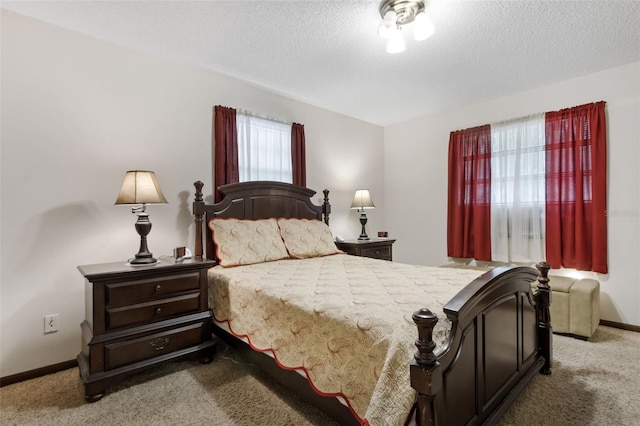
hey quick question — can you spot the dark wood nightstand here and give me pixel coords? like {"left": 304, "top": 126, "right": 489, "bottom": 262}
{"left": 76, "top": 257, "right": 216, "bottom": 402}
{"left": 335, "top": 239, "right": 396, "bottom": 261}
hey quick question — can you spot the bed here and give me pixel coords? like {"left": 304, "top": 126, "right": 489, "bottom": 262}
{"left": 192, "top": 180, "right": 552, "bottom": 426}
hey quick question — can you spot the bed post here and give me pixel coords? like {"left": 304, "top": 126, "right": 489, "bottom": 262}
{"left": 322, "top": 189, "right": 331, "bottom": 225}
{"left": 193, "top": 180, "right": 205, "bottom": 260}
{"left": 535, "top": 261, "right": 552, "bottom": 375}
{"left": 410, "top": 308, "right": 442, "bottom": 426}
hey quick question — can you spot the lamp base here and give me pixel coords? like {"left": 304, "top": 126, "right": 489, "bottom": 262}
{"left": 131, "top": 212, "right": 157, "bottom": 264}
{"left": 129, "top": 254, "right": 158, "bottom": 264}
{"left": 358, "top": 210, "right": 370, "bottom": 240}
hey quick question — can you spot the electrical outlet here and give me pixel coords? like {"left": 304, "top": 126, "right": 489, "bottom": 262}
{"left": 44, "top": 314, "right": 59, "bottom": 334}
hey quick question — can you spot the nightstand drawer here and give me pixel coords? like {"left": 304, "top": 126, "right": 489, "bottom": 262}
{"left": 106, "top": 292, "right": 201, "bottom": 330}
{"left": 107, "top": 272, "right": 200, "bottom": 306}
{"left": 360, "top": 246, "right": 391, "bottom": 260}
{"left": 104, "top": 321, "right": 206, "bottom": 370}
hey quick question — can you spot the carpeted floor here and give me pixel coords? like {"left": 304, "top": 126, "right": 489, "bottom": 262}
{"left": 1, "top": 326, "right": 639, "bottom": 425}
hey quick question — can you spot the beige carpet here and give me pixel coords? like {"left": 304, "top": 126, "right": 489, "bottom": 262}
{"left": 1, "top": 326, "right": 639, "bottom": 426}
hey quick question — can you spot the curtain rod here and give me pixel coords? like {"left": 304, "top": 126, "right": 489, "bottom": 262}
{"left": 492, "top": 112, "right": 545, "bottom": 127}
{"left": 237, "top": 108, "right": 291, "bottom": 125}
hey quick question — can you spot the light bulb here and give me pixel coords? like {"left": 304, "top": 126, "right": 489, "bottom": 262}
{"left": 413, "top": 11, "right": 435, "bottom": 41}
{"left": 377, "top": 10, "right": 397, "bottom": 39}
{"left": 386, "top": 27, "right": 405, "bottom": 54}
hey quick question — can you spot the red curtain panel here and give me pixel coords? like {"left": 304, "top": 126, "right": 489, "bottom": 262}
{"left": 545, "top": 101, "right": 608, "bottom": 273}
{"left": 214, "top": 106, "right": 239, "bottom": 203}
{"left": 291, "top": 122, "right": 306, "bottom": 187}
{"left": 447, "top": 124, "right": 492, "bottom": 260}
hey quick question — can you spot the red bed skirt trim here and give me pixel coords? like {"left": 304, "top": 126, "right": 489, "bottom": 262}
{"left": 214, "top": 316, "right": 369, "bottom": 425}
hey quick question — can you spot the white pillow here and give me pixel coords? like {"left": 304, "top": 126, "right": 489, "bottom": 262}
{"left": 209, "top": 218, "right": 289, "bottom": 267}
{"left": 277, "top": 218, "right": 341, "bottom": 258}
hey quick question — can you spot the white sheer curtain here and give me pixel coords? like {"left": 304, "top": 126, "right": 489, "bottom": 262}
{"left": 490, "top": 114, "right": 546, "bottom": 263}
{"left": 236, "top": 112, "right": 292, "bottom": 183}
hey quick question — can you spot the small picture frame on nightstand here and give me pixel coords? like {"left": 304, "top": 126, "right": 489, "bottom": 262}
{"left": 173, "top": 247, "right": 192, "bottom": 262}
{"left": 174, "top": 247, "right": 186, "bottom": 261}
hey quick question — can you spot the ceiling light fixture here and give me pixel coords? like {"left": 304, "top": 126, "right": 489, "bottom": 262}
{"left": 377, "top": 0, "right": 435, "bottom": 53}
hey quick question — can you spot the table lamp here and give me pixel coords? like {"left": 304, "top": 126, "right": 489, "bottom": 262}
{"left": 115, "top": 170, "right": 168, "bottom": 264}
{"left": 350, "top": 189, "right": 375, "bottom": 240}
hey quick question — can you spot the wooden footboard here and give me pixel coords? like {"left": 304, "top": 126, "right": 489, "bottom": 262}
{"left": 411, "top": 262, "right": 552, "bottom": 425}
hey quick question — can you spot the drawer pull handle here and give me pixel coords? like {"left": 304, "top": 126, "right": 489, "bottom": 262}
{"left": 150, "top": 337, "right": 170, "bottom": 351}
{"left": 155, "top": 284, "right": 161, "bottom": 291}
{"left": 155, "top": 307, "right": 162, "bottom": 314}
{"left": 375, "top": 250, "right": 380, "bottom": 254}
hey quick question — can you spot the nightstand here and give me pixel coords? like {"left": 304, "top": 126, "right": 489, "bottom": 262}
{"left": 335, "top": 239, "right": 396, "bottom": 261}
{"left": 76, "top": 258, "right": 216, "bottom": 402}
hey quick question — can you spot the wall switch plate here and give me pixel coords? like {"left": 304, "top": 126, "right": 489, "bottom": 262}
{"left": 44, "top": 314, "right": 59, "bottom": 334}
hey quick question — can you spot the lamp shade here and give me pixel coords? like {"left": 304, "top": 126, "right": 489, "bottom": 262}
{"left": 115, "top": 170, "right": 168, "bottom": 205}
{"left": 386, "top": 27, "right": 406, "bottom": 54}
{"left": 350, "top": 189, "right": 375, "bottom": 210}
{"left": 377, "top": 10, "right": 397, "bottom": 39}
{"left": 413, "top": 11, "right": 435, "bottom": 41}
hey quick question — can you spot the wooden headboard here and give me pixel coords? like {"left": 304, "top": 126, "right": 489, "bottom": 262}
{"left": 193, "top": 180, "right": 331, "bottom": 261}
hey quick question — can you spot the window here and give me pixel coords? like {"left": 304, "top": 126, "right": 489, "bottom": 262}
{"left": 236, "top": 113, "right": 292, "bottom": 183}
{"left": 447, "top": 102, "right": 607, "bottom": 273}
{"left": 213, "top": 105, "right": 306, "bottom": 203}
{"left": 490, "top": 115, "right": 546, "bottom": 263}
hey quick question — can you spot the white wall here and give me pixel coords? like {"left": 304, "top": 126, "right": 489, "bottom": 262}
{"left": 0, "top": 11, "right": 384, "bottom": 377}
{"left": 384, "top": 61, "right": 640, "bottom": 326}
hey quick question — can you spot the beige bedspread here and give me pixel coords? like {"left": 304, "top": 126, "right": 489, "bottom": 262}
{"left": 208, "top": 253, "right": 485, "bottom": 425}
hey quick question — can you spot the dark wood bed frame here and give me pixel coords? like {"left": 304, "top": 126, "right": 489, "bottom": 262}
{"left": 193, "top": 180, "right": 552, "bottom": 426}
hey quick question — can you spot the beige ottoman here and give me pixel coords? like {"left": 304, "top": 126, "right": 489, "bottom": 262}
{"left": 534, "top": 276, "right": 600, "bottom": 339}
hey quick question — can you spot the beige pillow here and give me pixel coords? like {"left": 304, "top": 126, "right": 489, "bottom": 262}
{"left": 277, "top": 218, "right": 341, "bottom": 258}
{"left": 209, "top": 218, "right": 289, "bottom": 266}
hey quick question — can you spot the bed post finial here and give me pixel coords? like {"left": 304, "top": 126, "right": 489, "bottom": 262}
{"left": 535, "top": 261, "right": 552, "bottom": 375}
{"left": 413, "top": 308, "right": 438, "bottom": 365}
{"left": 194, "top": 181, "right": 204, "bottom": 202}
{"left": 193, "top": 181, "right": 205, "bottom": 260}
{"left": 322, "top": 189, "right": 331, "bottom": 225}
{"left": 411, "top": 308, "right": 442, "bottom": 426}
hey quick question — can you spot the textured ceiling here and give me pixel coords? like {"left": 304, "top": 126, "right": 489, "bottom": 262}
{"left": 3, "top": 0, "right": 639, "bottom": 126}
